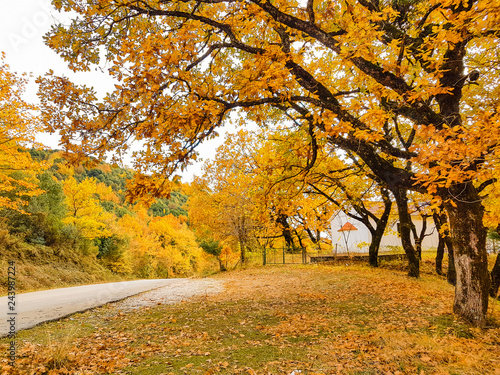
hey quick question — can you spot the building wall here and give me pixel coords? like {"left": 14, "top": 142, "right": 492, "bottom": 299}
{"left": 330, "top": 211, "right": 439, "bottom": 253}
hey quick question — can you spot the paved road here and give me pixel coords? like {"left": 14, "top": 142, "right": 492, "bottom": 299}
{"left": 0, "top": 279, "right": 218, "bottom": 337}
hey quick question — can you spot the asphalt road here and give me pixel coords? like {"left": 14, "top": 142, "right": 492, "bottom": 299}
{"left": 0, "top": 279, "right": 200, "bottom": 337}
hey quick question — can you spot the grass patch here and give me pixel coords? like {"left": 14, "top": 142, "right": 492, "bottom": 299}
{"left": 0, "top": 242, "right": 131, "bottom": 295}
{"left": 1, "top": 265, "right": 499, "bottom": 374}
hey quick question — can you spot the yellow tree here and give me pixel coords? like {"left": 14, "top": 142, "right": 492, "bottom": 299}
{"left": 62, "top": 176, "right": 114, "bottom": 240}
{"left": 249, "top": 128, "right": 335, "bottom": 253}
{"left": 149, "top": 214, "right": 206, "bottom": 276}
{"left": 192, "top": 130, "right": 333, "bottom": 261}
{"left": 117, "top": 205, "right": 206, "bottom": 277}
{"left": 187, "top": 182, "right": 239, "bottom": 271}
{"left": 188, "top": 132, "right": 260, "bottom": 264}
{"left": 116, "top": 207, "right": 159, "bottom": 276}
{"left": 0, "top": 53, "right": 44, "bottom": 212}
{"left": 38, "top": 0, "right": 500, "bottom": 325}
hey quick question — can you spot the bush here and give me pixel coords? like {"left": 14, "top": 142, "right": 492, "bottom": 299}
{"left": 96, "top": 235, "right": 132, "bottom": 274}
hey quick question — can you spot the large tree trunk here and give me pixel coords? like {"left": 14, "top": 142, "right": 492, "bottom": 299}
{"left": 276, "top": 213, "right": 295, "bottom": 251}
{"left": 444, "top": 185, "right": 489, "bottom": 327}
{"left": 393, "top": 189, "right": 419, "bottom": 277}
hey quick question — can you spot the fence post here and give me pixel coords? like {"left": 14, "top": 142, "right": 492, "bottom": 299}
{"left": 263, "top": 248, "right": 266, "bottom": 266}
{"left": 283, "top": 246, "right": 286, "bottom": 264}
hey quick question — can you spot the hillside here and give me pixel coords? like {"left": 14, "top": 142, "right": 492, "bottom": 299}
{"left": 0, "top": 149, "right": 215, "bottom": 294}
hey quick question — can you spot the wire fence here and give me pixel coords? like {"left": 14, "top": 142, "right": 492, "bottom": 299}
{"left": 262, "top": 247, "right": 308, "bottom": 265}
{"left": 261, "top": 246, "right": 408, "bottom": 265}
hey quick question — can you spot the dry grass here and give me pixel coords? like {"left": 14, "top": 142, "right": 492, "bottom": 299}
{"left": 1, "top": 263, "right": 499, "bottom": 374}
{"left": 0, "top": 243, "right": 129, "bottom": 295}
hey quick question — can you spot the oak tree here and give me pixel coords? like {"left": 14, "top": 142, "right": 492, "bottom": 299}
{"left": 39, "top": 0, "right": 500, "bottom": 326}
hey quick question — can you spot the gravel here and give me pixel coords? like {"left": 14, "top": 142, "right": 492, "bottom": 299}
{"left": 112, "top": 278, "right": 224, "bottom": 311}
{"left": 0, "top": 278, "right": 224, "bottom": 336}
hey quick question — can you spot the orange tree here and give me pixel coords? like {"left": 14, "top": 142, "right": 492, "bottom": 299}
{"left": 38, "top": 0, "right": 500, "bottom": 326}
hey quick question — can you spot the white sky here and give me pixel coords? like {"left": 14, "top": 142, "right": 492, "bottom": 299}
{"left": 0, "top": 0, "right": 226, "bottom": 182}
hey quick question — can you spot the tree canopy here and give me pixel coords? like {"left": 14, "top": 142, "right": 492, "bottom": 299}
{"left": 38, "top": 0, "right": 500, "bottom": 326}
{"left": 0, "top": 54, "right": 45, "bottom": 212}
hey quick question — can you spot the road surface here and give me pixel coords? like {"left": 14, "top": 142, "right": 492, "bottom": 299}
{"left": 0, "top": 278, "right": 222, "bottom": 337}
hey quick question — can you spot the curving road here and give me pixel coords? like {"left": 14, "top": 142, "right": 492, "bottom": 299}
{"left": 0, "top": 278, "right": 222, "bottom": 337}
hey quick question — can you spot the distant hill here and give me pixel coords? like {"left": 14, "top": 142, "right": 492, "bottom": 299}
{"left": 0, "top": 149, "right": 214, "bottom": 295}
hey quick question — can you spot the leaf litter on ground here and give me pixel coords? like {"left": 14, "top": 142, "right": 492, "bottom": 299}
{"left": 1, "top": 263, "right": 499, "bottom": 374}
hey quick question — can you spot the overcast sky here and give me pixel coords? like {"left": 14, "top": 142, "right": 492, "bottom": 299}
{"left": 0, "top": 0, "right": 226, "bottom": 181}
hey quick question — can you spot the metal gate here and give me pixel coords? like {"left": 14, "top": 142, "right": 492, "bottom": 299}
{"left": 262, "top": 247, "right": 308, "bottom": 265}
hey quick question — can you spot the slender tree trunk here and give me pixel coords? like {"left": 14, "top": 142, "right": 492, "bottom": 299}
{"left": 491, "top": 252, "right": 500, "bottom": 298}
{"left": 433, "top": 212, "right": 445, "bottom": 276}
{"left": 368, "top": 235, "right": 381, "bottom": 268}
{"left": 410, "top": 213, "right": 428, "bottom": 260}
{"left": 368, "top": 220, "right": 385, "bottom": 268}
{"left": 434, "top": 210, "right": 456, "bottom": 285}
{"left": 446, "top": 236, "right": 457, "bottom": 286}
{"left": 219, "top": 259, "right": 227, "bottom": 272}
{"left": 435, "top": 238, "right": 445, "bottom": 276}
{"left": 393, "top": 189, "right": 419, "bottom": 277}
{"left": 239, "top": 238, "right": 246, "bottom": 264}
{"left": 414, "top": 239, "right": 422, "bottom": 260}
{"left": 277, "top": 213, "right": 295, "bottom": 251}
{"left": 368, "top": 189, "right": 392, "bottom": 268}
{"left": 444, "top": 185, "right": 489, "bottom": 327}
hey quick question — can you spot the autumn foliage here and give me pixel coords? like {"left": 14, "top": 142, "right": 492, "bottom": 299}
{"left": 34, "top": 0, "right": 500, "bottom": 326}
{"left": 1, "top": 266, "right": 499, "bottom": 374}
{"left": 0, "top": 149, "right": 213, "bottom": 287}
{"left": 0, "top": 54, "right": 45, "bottom": 212}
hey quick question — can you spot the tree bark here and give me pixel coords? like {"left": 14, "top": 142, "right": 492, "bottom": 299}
{"left": 491, "top": 252, "right": 500, "bottom": 298}
{"left": 219, "top": 259, "right": 227, "bottom": 272}
{"left": 239, "top": 238, "right": 246, "bottom": 264}
{"left": 393, "top": 189, "right": 419, "bottom": 277}
{"left": 444, "top": 184, "right": 489, "bottom": 327}
{"left": 435, "top": 236, "right": 445, "bottom": 275}
{"left": 368, "top": 191, "right": 392, "bottom": 268}
{"left": 446, "top": 235, "right": 457, "bottom": 286}
{"left": 433, "top": 212, "right": 446, "bottom": 276}
{"left": 276, "top": 213, "right": 295, "bottom": 251}
{"left": 432, "top": 209, "right": 456, "bottom": 283}
{"left": 410, "top": 210, "right": 429, "bottom": 260}
{"left": 368, "top": 235, "right": 382, "bottom": 268}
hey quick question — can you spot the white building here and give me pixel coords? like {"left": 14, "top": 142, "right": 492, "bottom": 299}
{"left": 330, "top": 209, "right": 439, "bottom": 254}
